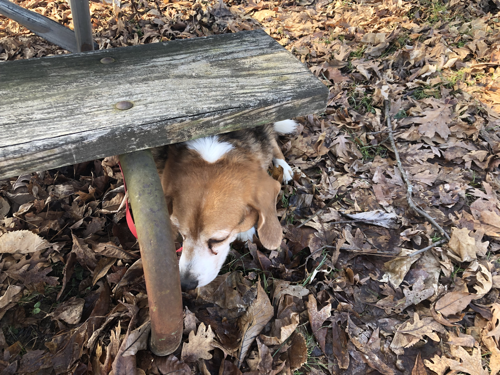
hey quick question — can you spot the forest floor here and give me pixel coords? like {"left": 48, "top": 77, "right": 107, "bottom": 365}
{"left": 1, "top": 0, "right": 500, "bottom": 373}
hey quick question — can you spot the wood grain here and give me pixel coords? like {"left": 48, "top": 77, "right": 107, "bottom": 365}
{"left": 0, "top": 30, "right": 328, "bottom": 179}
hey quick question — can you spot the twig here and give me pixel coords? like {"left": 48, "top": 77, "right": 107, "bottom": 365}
{"left": 384, "top": 99, "right": 450, "bottom": 241}
{"left": 407, "top": 239, "right": 448, "bottom": 258}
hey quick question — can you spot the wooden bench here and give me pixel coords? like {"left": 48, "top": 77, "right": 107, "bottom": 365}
{"left": 0, "top": 0, "right": 328, "bottom": 356}
{"left": 0, "top": 30, "right": 327, "bottom": 178}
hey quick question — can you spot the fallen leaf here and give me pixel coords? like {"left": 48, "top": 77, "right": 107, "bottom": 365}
{"left": 0, "top": 230, "right": 50, "bottom": 254}
{"left": 381, "top": 249, "right": 421, "bottom": 288}
{"left": 331, "top": 316, "right": 349, "bottom": 369}
{"left": 71, "top": 233, "right": 97, "bottom": 270}
{"left": 0, "top": 196, "right": 10, "bottom": 218}
{"left": 447, "top": 227, "right": 477, "bottom": 262}
{"left": 181, "top": 322, "right": 215, "bottom": 362}
{"left": 272, "top": 279, "right": 309, "bottom": 304}
{"left": 435, "top": 291, "right": 474, "bottom": 316}
{"left": 92, "top": 257, "right": 116, "bottom": 286}
{"left": 122, "top": 320, "right": 151, "bottom": 356}
{"left": 288, "top": 333, "right": 307, "bottom": 371}
{"left": 306, "top": 294, "right": 331, "bottom": 355}
{"left": 390, "top": 313, "right": 445, "bottom": 353}
{"left": 448, "top": 345, "right": 488, "bottom": 375}
{"left": 412, "top": 352, "right": 428, "bottom": 375}
{"left": 237, "top": 280, "right": 274, "bottom": 367}
{"left": 49, "top": 297, "right": 85, "bottom": 325}
{"left": 260, "top": 312, "right": 299, "bottom": 346}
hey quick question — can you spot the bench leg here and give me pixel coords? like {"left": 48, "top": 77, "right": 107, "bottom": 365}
{"left": 119, "top": 150, "right": 183, "bottom": 356}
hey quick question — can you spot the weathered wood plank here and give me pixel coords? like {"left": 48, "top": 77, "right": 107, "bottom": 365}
{"left": 0, "top": 30, "right": 328, "bottom": 179}
{"left": 0, "top": 0, "right": 77, "bottom": 52}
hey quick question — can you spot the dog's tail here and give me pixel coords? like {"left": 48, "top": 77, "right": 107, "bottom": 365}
{"left": 273, "top": 120, "right": 298, "bottom": 134}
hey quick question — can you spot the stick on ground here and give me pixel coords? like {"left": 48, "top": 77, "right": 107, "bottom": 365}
{"left": 383, "top": 98, "right": 450, "bottom": 242}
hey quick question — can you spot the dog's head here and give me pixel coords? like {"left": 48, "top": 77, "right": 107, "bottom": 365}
{"left": 162, "top": 145, "right": 282, "bottom": 290}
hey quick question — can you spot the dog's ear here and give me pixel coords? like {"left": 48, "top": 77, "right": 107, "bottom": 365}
{"left": 251, "top": 173, "right": 283, "bottom": 249}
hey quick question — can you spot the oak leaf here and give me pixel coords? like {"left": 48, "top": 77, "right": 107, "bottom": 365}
{"left": 448, "top": 345, "right": 488, "bottom": 375}
{"left": 181, "top": 323, "right": 215, "bottom": 362}
{"left": 414, "top": 104, "right": 452, "bottom": 140}
{"left": 390, "top": 313, "right": 445, "bottom": 352}
{"left": 487, "top": 304, "right": 500, "bottom": 342}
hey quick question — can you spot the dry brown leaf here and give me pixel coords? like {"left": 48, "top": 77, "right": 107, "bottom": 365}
{"left": 306, "top": 294, "right": 331, "bottom": 355}
{"left": 331, "top": 317, "right": 349, "bottom": 369}
{"left": 447, "top": 332, "right": 476, "bottom": 347}
{"left": 237, "top": 280, "right": 274, "bottom": 367}
{"left": 448, "top": 345, "right": 488, "bottom": 375}
{"left": 260, "top": 312, "right": 299, "bottom": 346}
{"left": 412, "top": 352, "right": 428, "bottom": 375}
{"left": 0, "top": 196, "right": 10, "bottom": 218}
{"left": 71, "top": 233, "right": 97, "bottom": 270}
{"left": 49, "top": 297, "right": 85, "bottom": 325}
{"left": 181, "top": 323, "right": 215, "bottom": 362}
{"left": 447, "top": 227, "right": 477, "bottom": 262}
{"left": 413, "top": 103, "right": 452, "bottom": 140}
{"left": 390, "top": 313, "right": 445, "bottom": 353}
{"left": 0, "top": 285, "right": 22, "bottom": 310}
{"left": 252, "top": 10, "right": 275, "bottom": 22}
{"left": 92, "top": 257, "right": 116, "bottom": 286}
{"left": 122, "top": 320, "right": 151, "bottom": 357}
{"left": 272, "top": 280, "right": 309, "bottom": 305}
{"left": 482, "top": 334, "right": 500, "bottom": 375}
{"left": 288, "top": 332, "right": 307, "bottom": 371}
{"left": 0, "top": 230, "right": 50, "bottom": 254}
{"left": 183, "top": 306, "right": 199, "bottom": 336}
{"left": 487, "top": 304, "right": 500, "bottom": 342}
{"left": 473, "top": 264, "right": 492, "bottom": 295}
{"left": 381, "top": 249, "right": 421, "bottom": 288}
{"left": 424, "top": 354, "right": 453, "bottom": 375}
{"left": 435, "top": 291, "right": 474, "bottom": 316}
{"left": 253, "top": 338, "right": 286, "bottom": 375}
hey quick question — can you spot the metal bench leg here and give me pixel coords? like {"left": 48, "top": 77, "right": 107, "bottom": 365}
{"left": 119, "top": 150, "right": 183, "bottom": 356}
{"left": 68, "top": 0, "right": 94, "bottom": 52}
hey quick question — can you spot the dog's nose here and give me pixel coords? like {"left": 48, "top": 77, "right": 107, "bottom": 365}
{"left": 180, "top": 276, "right": 198, "bottom": 291}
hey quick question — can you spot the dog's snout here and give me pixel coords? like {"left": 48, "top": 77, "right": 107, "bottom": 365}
{"left": 180, "top": 275, "right": 198, "bottom": 291}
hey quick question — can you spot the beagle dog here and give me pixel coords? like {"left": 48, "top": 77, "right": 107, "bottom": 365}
{"left": 156, "top": 120, "right": 297, "bottom": 290}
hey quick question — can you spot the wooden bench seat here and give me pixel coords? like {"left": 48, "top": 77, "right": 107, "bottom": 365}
{"left": 0, "top": 29, "right": 328, "bottom": 179}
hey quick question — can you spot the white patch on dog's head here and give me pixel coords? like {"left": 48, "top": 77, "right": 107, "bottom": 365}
{"left": 185, "top": 136, "right": 233, "bottom": 163}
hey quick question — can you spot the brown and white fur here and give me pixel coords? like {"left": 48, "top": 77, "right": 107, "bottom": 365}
{"left": 156, "top": 120, "right": 297, "bottom": 290}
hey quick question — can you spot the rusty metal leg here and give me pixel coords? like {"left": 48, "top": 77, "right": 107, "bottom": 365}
{"left": 119, "top": 150, "right": 183, "bottom": 356}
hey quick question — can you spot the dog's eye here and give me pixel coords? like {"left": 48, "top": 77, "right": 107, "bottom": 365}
{"left": 207, "top": 237, "right": 228, "bottom": 255}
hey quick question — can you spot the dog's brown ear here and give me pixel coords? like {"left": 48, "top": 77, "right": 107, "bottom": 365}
{"left": 251, "top": 174, "right": 283, "bottom": 249}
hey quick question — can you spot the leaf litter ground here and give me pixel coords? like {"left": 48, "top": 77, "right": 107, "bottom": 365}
{"left": 1, "top": 0, "right": 500, "bottom": 373}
